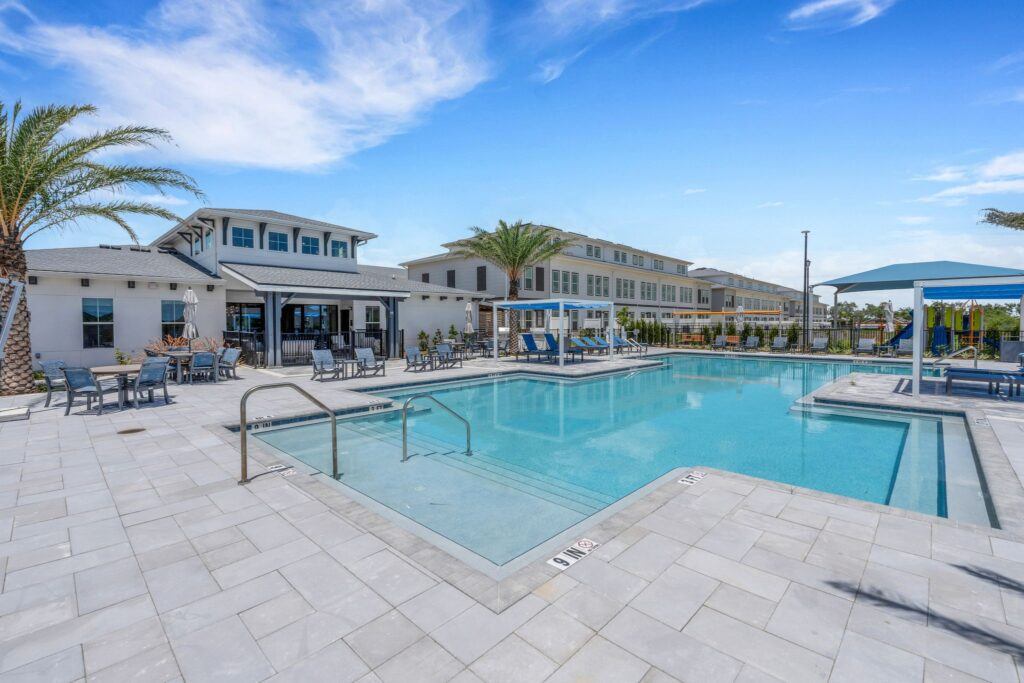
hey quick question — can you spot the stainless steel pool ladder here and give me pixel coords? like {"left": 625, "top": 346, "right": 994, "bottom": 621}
{"left": 931, "top": 346, "right": 978, "bottom": 369}
{"left": 401, "top": 393, "right": 472, "bottom": 462}
{"left": 239, "top": 382, "right": 339, "bottom": 484}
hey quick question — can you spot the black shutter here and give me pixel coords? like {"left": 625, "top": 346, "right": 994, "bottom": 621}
{"left": 221, "top": 217, "right": 229, "bottom": 245}
{"left": 421, "top": 273, "right": 430, "bottom": 283}
{"left": 535, "top": 267, "right": 545, "bottom": 292}
{"left": 446, "top": 270, "right": 455, "bottom": 288}
{"left": 476, "top": 266, "right": 487, "bottom": 292}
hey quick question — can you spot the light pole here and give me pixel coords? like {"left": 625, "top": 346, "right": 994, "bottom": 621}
{"left": 801, "top": 230, "right": 810, "bottom": 351}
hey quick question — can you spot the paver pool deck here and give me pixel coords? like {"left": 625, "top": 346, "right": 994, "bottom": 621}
{"left": 2, "top": 349, "right": 1024, "bottom": 681}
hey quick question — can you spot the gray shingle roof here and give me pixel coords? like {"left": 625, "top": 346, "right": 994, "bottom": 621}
{"left": 220, "top": 262, "right": 411, "bottom": 294}
{"left": 26, "top": 246, "right": 219, "bottom": 282}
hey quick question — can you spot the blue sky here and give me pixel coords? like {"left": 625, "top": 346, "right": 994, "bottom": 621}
{"left": 2, "top": 0, "right": 1023, "bottom": 305}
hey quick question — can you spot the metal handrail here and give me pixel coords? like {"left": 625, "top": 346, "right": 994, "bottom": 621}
{"left": 401, "top": 393, "right": 472, "bottom": 463}
{"left": 931, "top": 346, "right": 978, "bottom": 369}
{"left": 239, "top": 382, "right": 338, "bottom": 484}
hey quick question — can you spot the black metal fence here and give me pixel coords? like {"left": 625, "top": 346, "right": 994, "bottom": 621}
{"left": 223, "top": 329, "right": 404, "bottom": 367}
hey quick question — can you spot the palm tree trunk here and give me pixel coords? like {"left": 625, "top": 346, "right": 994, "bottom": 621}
{"left": 507, "top": 277, "right": 520, "bottom": 354}
{"left": 0, "top": 235, "right": 35, "bottom": 396}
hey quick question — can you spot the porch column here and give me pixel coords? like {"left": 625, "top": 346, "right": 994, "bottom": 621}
{"left": 607, "top": 303, "right": 614, "bottom": 350}
{"left": 493, "top": 304, "right": 499, "bottom": 360}
{"left": 267, "top": 291, "right": 284, "bottom": 368}
{"left": 387, "top": 297, "right": 399, "bottom": 359}
{"left": 912, "top": 283, "right": 924, "bottom": 397}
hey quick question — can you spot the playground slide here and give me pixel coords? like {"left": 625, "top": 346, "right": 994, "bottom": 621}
{"left": 886, "top": 322, "right": 912, "bottom": 347}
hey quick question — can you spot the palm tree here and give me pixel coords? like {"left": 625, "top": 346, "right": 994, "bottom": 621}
{"left": 0, "top": 101, "right": 203, "bottom": 395}
{"left": 453, "top": 220, "right": 572, "bottom": 351}
{"left": 981, "top": 209, "right": 1024, "bottom": 231}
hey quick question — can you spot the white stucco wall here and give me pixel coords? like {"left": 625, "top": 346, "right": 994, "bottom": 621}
{"left": 26, "top": 276, "right": 225, "bottom": 367}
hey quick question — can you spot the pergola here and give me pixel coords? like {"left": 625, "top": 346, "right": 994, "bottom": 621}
{"left": 490, "top": 298, "right": 615, "bottom": 367}
{"left": 816, "top": 261, "right": 1024, "bottom": 397}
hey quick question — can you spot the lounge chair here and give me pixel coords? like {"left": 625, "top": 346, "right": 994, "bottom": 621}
{"left": 894, "top": 338, "right": 913, "bottom": 357}
{"left": 741, "top": 336, "right": 760, "bottom": 351}
{"left": 62, "top": 368, "right": 119, "bottom": 416}
{"left": 405, "top": 347, "right": 432, "bottom": 372}
{"left": 519, "top": 334, "right": 554, "bottom": 361}
{"left": 132, "top": 357, "right": 171, "bottom": 408}
{"left": 610, "top": 336, "right": 631, "bottom": 354}
{"left": 946, "top": 367, "right": 1022, "bottom": 396}
{"left": 354, "top": 347, "right": 386, "bottom": 377}
{"left": 40, "top": 360, "right": 67, "bottom": 407}
{"left": 570, "top": 337, "right": 599, "bottom": 354}
{"left": 711, "top": 335, "right": 727, "bottom": 350}
{"left": 189, "top": 352, "right": 218, "bottom": 383}
{"left": 434, "top": 343, "right": 462, "bottom": 368}
{"left": 852, "top": 338, "right": 877, "bottom": 356}
{"left": 769, "top": 336, "right": 789, "bottom": 352}
{"left": 218, "top": 347, "right": 242, "bottom": 379}
{"left": 311, "top": 349, "right": 342, "bottom": 381}
{"left": 544, "top": 333, "right": 583, "bottom": 362}
{"left": 809, "top": 337, "right": 828, "bottom": 353}
{"left": 584, "top": 336, "right": 611, "bottom": 354}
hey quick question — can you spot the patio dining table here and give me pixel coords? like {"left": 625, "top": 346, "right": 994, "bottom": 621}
{"left": 160, "top": 351, "right": 194, "bottom": 384}
{"left": 90, "top": 364, "right": 141, "bottom": 410}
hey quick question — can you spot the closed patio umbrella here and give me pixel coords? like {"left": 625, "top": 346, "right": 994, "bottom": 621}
{"left": 182, "top": 287, "right": 199, "bottom": 339}
{"left": 464, "top": 302, "right": 475, "bottom": 335}
{"left": 883, "top": 300, "right": 895, "bottom": 335}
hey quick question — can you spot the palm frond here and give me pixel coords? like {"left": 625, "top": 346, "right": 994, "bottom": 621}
{"left": 453, "top": 220, "right": 572, "bottom": 286}
{"left": 981, "top": 208, "right": 1024, "bottom": 231}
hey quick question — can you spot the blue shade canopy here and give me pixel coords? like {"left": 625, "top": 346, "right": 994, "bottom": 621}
{"left": 817, "top": 261, "right": 1024, "bottom": 293}
{"left": 496, "top": 299, "right": 610, "bottom": 310}
{"left": 924, "top": 284, "right": 1024, "bottom": 300}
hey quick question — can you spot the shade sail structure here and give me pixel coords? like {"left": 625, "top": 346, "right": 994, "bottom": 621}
{"left": 924, "top": 283, "right": 1024, "bottom": 300}
{"left": 817, "top": 261, "right": 1024, "bottom": 294}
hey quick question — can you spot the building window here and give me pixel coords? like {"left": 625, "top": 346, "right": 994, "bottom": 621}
{"left": 681, "top": 287, "right": 693, "bottom": 303}
{"left": 586, "top": 245, "right": 593, "bottom": 257}
{"left": 301, "top": 236, "right": 320, "bottom": 255}
{"left": 226, "top": 303, "right": 264, "bottom": 333}
{"left": 204, "top": 231, "right": 213, "bottom": 250}
{"left": 698, "top": 289, "right": 710, "bottom": 305}
{"left": 552, "top": 269, "right": 561, "bottom": 293}
{"left": 476, "top": 266, "right": 487, "bottom": 291}
{"left": 570, "top": 272, "right": 579, "bottom": 295}
{"left": 232, "top": 227, "right": 254, "bottom": 248}
{"left": 330, "top": 240, "right": 348, "bottom": 258}
{"left": 594, "top": 246, "right": 602, "bottom": 259}
{"left": 524, "top": 266, "right": 534, "bottom": 290}
{"left": 654, "top": 259, "right": 664, "bottom": 271}
{"left": 268, "top": 232, "right": 288, "bottom": 252}
{"left": 662, "top": 284, "right": 675, "bottom": 302}
{"left": 282, "top": 304, "right": 337, "bottom": 334}
{"left": 561, "top": 270, "right": 570, "bottom": 294}
{"left": 365, "top": 305, "right": 381, "bottom": 331}
{"left": 676, "top": 264, "right": 687, "bottom": 275}
{"left": 161, "top": 300, "right": 185, "bottom": 338}
{"left": 725, "top": 294, "right": 735, "bottom": 308}
{"left": 446, "top": 270, "right": 455, "bottom": 288}
{"left": 421, "top": 273, "right": 430, "bottom": 283}
{"left": 600, "top": 276, "right": 609, "bottom": 297}
{"left": 82, "top": 298, "right": 113, "bottom": 348}
{"left": 587, "top": 274, "right": 595, "bottom": 296}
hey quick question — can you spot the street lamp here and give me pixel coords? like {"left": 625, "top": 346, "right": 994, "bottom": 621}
{"left": 801, "top": 230, "right": 810, "bottom": 351}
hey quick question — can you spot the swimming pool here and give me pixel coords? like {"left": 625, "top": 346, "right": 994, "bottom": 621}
{"left": 255, "top": 355, "right": 992, "bottom": 568}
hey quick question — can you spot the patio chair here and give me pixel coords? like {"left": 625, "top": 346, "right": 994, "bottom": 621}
{"left": 809, "top": 337, "right": 828, "bottom": 353}
{"left": 711, "top": 335, "right": 727, "bottom": 350}
{"left": 62, "top": 367, "right": 119, "bottom": 416}
{"left": 40, "top": 360, "right": 67, "bottom": 407}
{"left": 570, "top": 337, "right": 599, "bottom": 354}
{"left": 895, "top": 338, "right": 913, "bottom": 357}
{"left": 405, "top": 347, "right": 432, "bottom": 372}
{"left": 769, "top": 336, "right": 789, "bottom": 352}
{"left": 188, "top": 352, "right": 218, "bottom": 384}
{"left": 311, "top": 349, "right": 342, "bottom": 381}
{"left": 742, "top": 336, "right": 760, "bottom": 351}
{"left": 852, "top": 338, "right": 877, "bottom": 355}
{"left": 435, "top": 343, "right": 463, "bottom": 369}
{"left": 354, "top": 347, "right": 386, "bottom": 377}
{"left": 583, "top": 337, "right": 611, "bottom": 354}
{"left": 544, "top": 333, "right": 584, "bottom": 363}
{"left": 218, "top": 347, "right": 242, "bottom": 379}
{"left": 132, "top": 357, "right": 171, "bottom": 408}
{"left": 520, "top": 334, "right": 554, "bottom": 362}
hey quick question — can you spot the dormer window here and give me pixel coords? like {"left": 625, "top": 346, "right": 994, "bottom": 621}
{"left": 268, "top": 232, "right": 288, "bottom": 252}
{"left": 330, "top": 240, "right": 348, "bottom": 258}
{"left": 232, "top": 227, "right": 254, "bottom": 248}
{"left": 301, "top": 236, "right": 320, "bottom": 255}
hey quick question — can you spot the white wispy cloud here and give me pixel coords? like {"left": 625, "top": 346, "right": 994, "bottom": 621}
{"left": 0, "top": 0, "right": 489, "bottom": 170}
{"left": 757, "top": 201, "right": 784, "bottom": 208}
{"left": 534, "top": 47, "right": 590, "bottom": 83}
{"left": 991, "top": 51, "right": 1024, "bottom": 73}
{"left": 682, "top": 188, "right": 707, "bottom": 195}
{"left": 913, "top": 165, "right": 969, "bottom": 183}
{"left": 786, "top": 0, "right": 897, "bottom": 31}
{"left": 896, "top": 216, "right": 931, "bottom": 225}
{"left": 532, "top": 0, "right": 712, "bottom": 37}
{"left": 917, "top": 149, "right": 1024, "bottom": 203}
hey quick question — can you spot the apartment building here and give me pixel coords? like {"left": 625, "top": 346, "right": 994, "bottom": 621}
{"left": 686, "top": 268, "right": 793, "bottom": 323}
{"left": 402, "top": 227, "right": 718, "bottom": 331}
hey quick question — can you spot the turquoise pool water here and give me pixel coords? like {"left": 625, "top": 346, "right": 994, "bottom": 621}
{"left": 256, "top": 355, "right": 989, "bottom": 567}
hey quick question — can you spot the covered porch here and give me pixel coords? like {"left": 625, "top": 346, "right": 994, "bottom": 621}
{"left": 219, "top": 263, "right": 410, "bottom": 366}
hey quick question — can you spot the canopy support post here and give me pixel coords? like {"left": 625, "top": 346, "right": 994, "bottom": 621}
{"left": 493, "top": 303, "right": 499, "bottom": 360}
{"left": 607, "top": 302, "right": 615, "bottom": 352}
{"left": 558, "top": 301, "right": 565, "bottom": 367}
{"left": 912, "top": 283, "right": 924, "bottom": 397}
